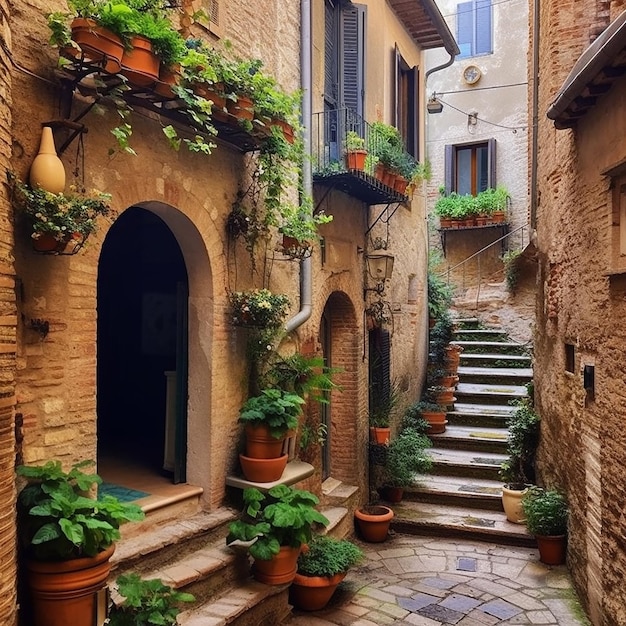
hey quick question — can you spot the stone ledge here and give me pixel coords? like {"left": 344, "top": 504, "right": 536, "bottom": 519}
{"left": 225, "top": 460, "right": 314, "bottom": 491}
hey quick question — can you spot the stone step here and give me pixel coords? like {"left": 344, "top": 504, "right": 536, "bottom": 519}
{"left": 454, "top": 382, "right": 528, "bottom": 405}
{"left": 402, "top": 474, "right": 504, "bottom": 511}
{"left": 454, "top": 329, "right": 510, "bottom": 341}
{"left": 460, "top": 352, "right": 532, "bottom": 367}
{"left": 429, "top": 425, "right": 509, "bottom": 454}
{"left": 452, "top": 340, "right": 530, "bottom": 356}
{"left": 452, "top": 317, "right": 481, "bottom": 329}
{"left": 428, "top": 448, "right": 506, "bottom": 481}
{"left": 447, "top": 405, "right": 511, "bottom": 429}
{"left": 391, "top": 500, "right": 535, "bottom": 548}
{"left": 457, "top": 366, "right": 533, "bottom": 386}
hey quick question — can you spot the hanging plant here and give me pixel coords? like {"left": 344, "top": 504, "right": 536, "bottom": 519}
{"left": 7, "top": 171, "right": 113, "bottom": 252}
{"left": 229, "top": 289, "right": 290, "bottom": 329}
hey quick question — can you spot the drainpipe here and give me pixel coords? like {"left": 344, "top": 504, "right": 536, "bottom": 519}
{"left": 530, "top": 0, "right": 540, "bottom": 230}
{"left": 424, "top": 50, "right": 456, "bottom": 84}
{"left": 286, "top": 0, "right": 313, "bottom": 333}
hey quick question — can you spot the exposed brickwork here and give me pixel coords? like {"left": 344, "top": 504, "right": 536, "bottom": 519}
{"left": 534, "top": 2, "right": 626, "bottom": 624}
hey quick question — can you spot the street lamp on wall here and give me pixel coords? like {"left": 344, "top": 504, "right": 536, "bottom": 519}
{"left": 427, "top": 95, "right": 443, "bottom": 114}
{"left": 364, "top": 253, "right": 395, "bottom": 296}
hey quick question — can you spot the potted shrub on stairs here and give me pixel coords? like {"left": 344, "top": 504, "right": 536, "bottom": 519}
{"left": 226, "top": 485, "right": 329, "bottom": 585}
{"left": 16, "top": 460, "right": 145, "bottom": 626}
{"left": 290, "top": 536, "right": 363, "bottom": 611}
{"left": 521, "top": 487, "right": 568, "bottom": 565}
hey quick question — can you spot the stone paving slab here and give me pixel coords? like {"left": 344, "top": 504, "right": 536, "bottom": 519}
{"left": 286, "top": 534, "right": 590, "bottom": 625}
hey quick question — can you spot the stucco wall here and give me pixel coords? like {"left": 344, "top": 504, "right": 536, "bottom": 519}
{"left": 533, "top": 2, "right": 626, "bottom": 624}
{"left": 425, "top": 0, "right": 530, "bottom": 289}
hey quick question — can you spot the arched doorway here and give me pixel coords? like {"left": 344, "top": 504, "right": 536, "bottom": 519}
{"left": 97, "top": 206, "right": 188, "bottom": 486}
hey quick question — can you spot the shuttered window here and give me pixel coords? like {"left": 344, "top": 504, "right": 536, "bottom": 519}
{"left": 369, "top": 328, "right": 391, "bottom": 419}
{"left": 199, "top": 0, "right": 223, "bottom": 37}
{"left": 457, "top": 0, "right": 492, "bottom": 58}
{"left": 394, "top": 46, "right": 419, "bottom": 158}
{"left": 444, "top": 139, "right": 496, "bottom": 195}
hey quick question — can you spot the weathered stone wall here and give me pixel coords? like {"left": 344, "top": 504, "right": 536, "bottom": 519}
{"left": 0, "top": 0, "right": 17, "bottom": 623}
{"left": 533, "top": 2, "right": 626, "bottom": 624}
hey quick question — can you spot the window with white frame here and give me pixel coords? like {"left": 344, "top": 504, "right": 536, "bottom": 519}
{"left": 457, "top": 0, "right": 492, "bottom": 58}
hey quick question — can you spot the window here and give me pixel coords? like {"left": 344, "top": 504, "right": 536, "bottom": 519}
{"left": 199, "top": 0, "right": 223, "bottom": 37}
{"left": 457, "top": 0, "right": 492, "bottom": 58}
{"left": 444, "top": 139, "right": 496, "bottom": 195}
{"left": 395, "top": 47, "right": 419, "bottom": 158}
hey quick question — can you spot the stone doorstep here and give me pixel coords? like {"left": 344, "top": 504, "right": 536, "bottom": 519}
{"left": 391, "top": 500, "right": 535, "bottom": 548}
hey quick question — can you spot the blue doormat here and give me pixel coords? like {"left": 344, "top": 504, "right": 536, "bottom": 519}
{"left": 98, "top": 482, "right": 149, "bottom": 503}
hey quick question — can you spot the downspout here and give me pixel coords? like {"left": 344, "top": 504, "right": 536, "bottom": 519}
{"left": 530, "top": 0, "right": 540, "bottom": 230}
{"left": 424, "top": 50, "right": 456, "bottom": 83}
{"left": 286, "top": 0, "right": 313, "bottom": 333}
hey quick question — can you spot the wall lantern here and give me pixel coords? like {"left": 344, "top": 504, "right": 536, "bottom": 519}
{"left": 427, "top": 96, "right": 443, "bottom": 114}
{"left": 364, "top": 253, "right": 395, "bottom": 295}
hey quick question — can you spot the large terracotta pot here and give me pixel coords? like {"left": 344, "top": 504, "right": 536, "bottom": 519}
{"left": 121, "top": 35, "right": 160, "bottom": 87}
{"left": 252, "top": 545, "right": 300, "bottom": 585}
{"left": 502, "top": 483, "right": 528, "bottom": 524}
{"left": 26, "top": 545, "right": 115, "bottom": 626}
{"left": 536, "top": 534, "right": 567, "bottom": 565}
{"left": 239, "top": 453, "right": 287, "bottom": 483}
{"left": 68, "top": 18, "right": 124, "bottom": 74}
{"left": 354, "top": 505, "right": 394, "bottom": 543}
{"left": 290, "top": 572, "right": 346, "bottom": 611}
{"left": 244, "top": 423, "right": 286, "bottom": 458}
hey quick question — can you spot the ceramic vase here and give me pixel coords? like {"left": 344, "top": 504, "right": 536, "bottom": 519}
{"left": 29, "top": 126, "right": 65, "bottom": 194}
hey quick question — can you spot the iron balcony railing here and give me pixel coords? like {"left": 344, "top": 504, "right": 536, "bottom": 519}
{"left": 311, "top": 108, "right": 409, "bottom": 205}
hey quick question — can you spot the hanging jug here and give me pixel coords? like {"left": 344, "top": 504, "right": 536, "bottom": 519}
{"left": 29, "top": 126, "right": 65, "bottom": 194}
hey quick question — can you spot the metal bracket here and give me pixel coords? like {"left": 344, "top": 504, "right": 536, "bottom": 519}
{"left": 365, "top": 202, "right": 401, "bottom": 236}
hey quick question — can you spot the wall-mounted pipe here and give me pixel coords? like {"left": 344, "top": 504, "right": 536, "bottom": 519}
{"left": 286, "top": 0, "right": 313, "bottom": 333}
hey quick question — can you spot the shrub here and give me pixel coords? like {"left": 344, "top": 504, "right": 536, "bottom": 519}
{"left": 297, "top": 535, "right": 363, "bottom": 577}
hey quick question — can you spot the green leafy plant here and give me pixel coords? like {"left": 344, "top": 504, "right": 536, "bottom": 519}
{"left": 344, "top": 130, "right": 366, "bottom": 151}
{"left": 369, "top": 377, "right": 402, "bottom": 428}
{"left": 238, "top": 388, "right": 305, "bottom": 439}
{"left": 382, "top": 429, "right": 432, "bottom": 488}
{"left": 17, "top": 460, "right": 144, "bottom": 560}
{"left": 8, "top": 172, "right": 112, "bottom": 243}
{"left": 401, "top": 401, "right": 442, "bottom": 432}
{"left": 226, "top": 485, "right": 329, "bottom": 561}
{"left": 229, "top": 289, "right": 290, "bottom": 328}
{"left": 429, "top": 311, "right": 455, "bottom": 368}
{"left": 502, "top": 248, "right": 523, "bottom": 292}
{"left": 299, "top": 422, "right": 328, "bottom": 451}
{"left": 521, "top": 487, "right": 568, "bottom": 536}
{"left": 296, "top": 535, "right": 363, "bottom": 578}
{"left": 427, "top": 252, "right": 453, "bottom": 321}
{"left": 499, "top": 397, "right": 540, "bottom": 486}
{"left": 108, "top": 573, "right": 195, "bottom": 626}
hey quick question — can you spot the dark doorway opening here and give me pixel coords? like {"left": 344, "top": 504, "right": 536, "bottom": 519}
{"left": 97, "top": 207, "right": 188, "bottom": 480}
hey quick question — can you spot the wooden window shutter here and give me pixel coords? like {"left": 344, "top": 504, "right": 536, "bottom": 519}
{"left": 324, "top": 0, "right": 338, "bottom": 106}
{"left": 457, "top": 1, "right": 473, "bottom": 56}
{"left": 206, "top": 0, "right": 223, "bottom": 37}
{"left": 369, "top": 328, "right": 391, "bottom": 416}
{"left": 487, "top": 138, "right": 497, "bottom": 187}
{"left": 444, "top": 144, "right": 455, "bottom": 193}
{"left": 409, "top": 66, "right": 419, "bottom": 158}
{"left": 341, "top": 3, "right": 366, "bottom": 116}
{"left": 476, "top": 0, "right": 492, "bottom": 54}
{"left": 394, "top": 44, "right": 400, "bottom": 129}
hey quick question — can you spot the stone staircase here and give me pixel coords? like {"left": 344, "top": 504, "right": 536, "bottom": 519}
{"left": 108, "top": 480, "right": 357, "bottom": 625}
{"left": 391, "top": 317, "right": 535, "bottom": 547}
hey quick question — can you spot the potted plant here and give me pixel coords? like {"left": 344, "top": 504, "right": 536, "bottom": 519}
{"left": 229, "top": 289, "right": 290, "bottom": 328}
{"left": 8, "top": 171, "right": 112, "bottom": 253}
{"left": 521, "top": 487, "right": 568, "bottom": 565}
{"left": 226, "top": 485, "right": 329, "bottom": 585}
{"left": 354, "top": 504, "right": 394, "bottom": 543}
{"left": 344, "top": 131, "right": 367, "bottom": 170}
{"left": 108, "top": 573, "right": 195, "bottom": 625}
{"left": 290, "top": 535, "right": 363, "bottom": 611}
{"left": 500, "top": 390, "right": 540, "bottom": 523}
{"left": 16, "top": 460, "right": 145, "bottom": 626}
{"left": 278, "top": 199, "right": 332, "bottom": 260}
{"left": 427, "top": 253, "right": 452, "bottom": 325}
{"left": 369, "top": 378, "right": 402, "bottom": 445}
{"left": 237, "top": 387, "right": 305, "bottom": 481}
{"left": 380, "top": 429, "right": 432, "bottom": 502}
{"left": 409, "top": 400, "right": 448, "bottom": 435}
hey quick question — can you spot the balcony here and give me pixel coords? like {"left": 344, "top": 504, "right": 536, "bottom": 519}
{"left": 312, "top": 109, "right": 410, "bottom": 205}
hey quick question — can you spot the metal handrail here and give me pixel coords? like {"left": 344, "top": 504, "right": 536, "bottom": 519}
{"left": 440, "top": 223, "right": 529, "bottom": 304}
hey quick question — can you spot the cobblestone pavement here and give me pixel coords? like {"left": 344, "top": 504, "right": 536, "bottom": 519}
{"left": 287, "top": 534, "right": 590, "bottom": 625}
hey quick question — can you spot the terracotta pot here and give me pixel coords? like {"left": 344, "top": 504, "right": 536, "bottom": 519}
{"left": 252, "top": 545, "right": 300, "bottom": 585}
{"left": 439, "top": 375, "right": 458, "bottom": 388}
{"left": 394, "top": 176, "right": 408, "bottom": 195}
{"left": 536, "top": 534, "right": 567, "bottom": 565}
{"left": 434, "top": 387, "right": 455, "bottom": 406}
{"left": 290, "top": 572, "right": 346, "bottom": 611}
{"left": 26, "top": 545, "right": 114, "bottom": 626}
{"left": 154, "top": 63, "right": 181, "bottom": 99}
{"left": 422, "top": 410, "right": 448, "bottom": 435}
{"left": 29, "top": 126, "right": 65, "bottom": 194}
{"left": 369, "top": 426, "right": 390, "bottom": 445}
{"left": 375, "top": 162, "right": 386, "bottom": 182}
{"left": 492, "top": 210, "right": 506, "bottom": 223}
{"left": 239, "top": 453, "right": 288, "bottom": 482}
{"left": 121, "top": 35, "right": 160, "bottom": 87}
{"left": 68, "top": 18, "right": 124, "bottom": 74}
{"left": 354, "top": 505, "right": 394, "bottom": 542}
{"left": 226, "top": 94, "right": 255, "bottom": 121}
{"left": 271, "top": 118, "right": 295, "bottom": 144}
{"left": 439, "top": 218, "right": 453, "bottom": 229}
{"left": 32, "top": 233, "right": 70, "bottom": 253}
{"left": 381, "top": 486, "right": 404, "bottom": 503}
{"left": 194, "top": 82, "right": 227, "bottom": 110}
{"left": 345, "top": 149, "right": 367, "bottom": 170}
{"left": 502, "top": 483, "right": 528, "bottom": 524}
{"left": 244, "top": 423, "right": 286, "bottom": 458}
{"left": 382, "top": 169, "right": 397, "bottom": 188}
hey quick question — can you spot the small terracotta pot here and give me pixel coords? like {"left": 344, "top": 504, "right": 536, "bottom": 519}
{"left": 226, "top": 94, "right": 255, "bottom": 121}
{"left": 535, "top": 534, "right": 567, "bottom": 565}
{"left": 271, "top": 118, "right": 295, "bottom": 143}
{"left": 354, "top": 505, "right": 394, "bottom": 542}
{"left": 345, "top": 150, "right": 367, "bottom": 170}
{"left": 121, "top": 35, "right": 159, "bottom": 87}
{"left": 422, "top": 410, "right": 448, "bottom": 434}
{"left": 290, "top": 572, "right": 346, "bottom": 611}
{"left": 68, "top": 18, "right": 124, "bottom": 74}
{"left": 252, "top": 545, "right": 300, "bottom": 585}
{"left": 394, "top": 176, "right": 408, "bottom": 195}
{"left": 239, "top": 453, "right": 287, "bottom": 482}
{"left": 369, "top": 426, "right": 390, "bottom": 445}
{"left": 381, "top": 486, "right": 404, "bottom": 503}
